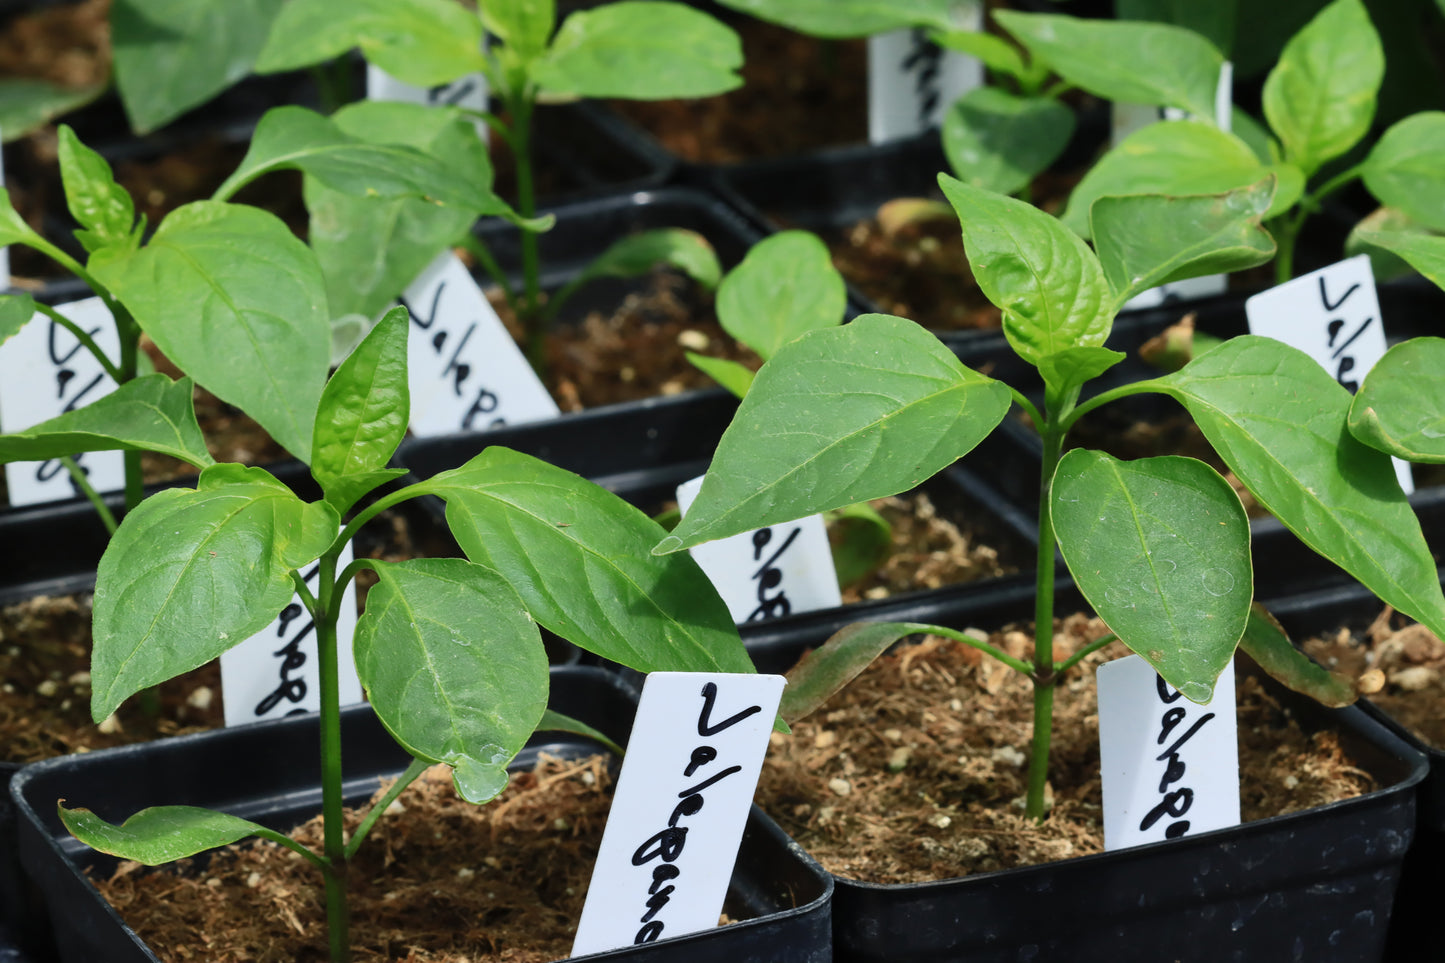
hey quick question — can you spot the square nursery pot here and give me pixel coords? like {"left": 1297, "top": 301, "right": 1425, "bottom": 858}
{"left": 742, "top": 582, "right": 1428, "bottom": 963}
{"left": 1257, "top": 578, "right": 1445, "bottom": 962}
{"left": 11, "top": 666, "right": 834, "bottom": 963}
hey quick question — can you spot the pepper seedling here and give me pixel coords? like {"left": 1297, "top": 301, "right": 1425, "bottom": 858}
{"left": 55, "top": 304, "right": 759, "bottom": 963}
{"left": 253, "top": 0, "right": 741, "bottom": 369}
{"left": 657, "top": 174, "right": 1445, "bottom": 820}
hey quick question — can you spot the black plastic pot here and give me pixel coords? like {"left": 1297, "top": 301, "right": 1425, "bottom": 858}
{"left": 746, "top": 582, "right": 1427, "bottom": 963}
{"left": 12, "top": 666, "right": 834, "bottom": 963}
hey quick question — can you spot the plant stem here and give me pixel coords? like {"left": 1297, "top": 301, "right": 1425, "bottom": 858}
{"left": 1024, "top": 423, "right": 1065, "bottom": 821}
{"left": 456, "top": 232, "right": 521, "bottom": 318}
{"left": 31, "top": 301, "right": 122, "bottom": 382}
{"left": 312, "top": 551, "right": 351, "bottom": 963}
{"left": 507, "top": 89, "right": 547, "bottom": 371}
{"left": 345, "top": 756, "right": 430, "bottom": 860}
{"left": 1055, "top": 633, "right": 1117, "bottom": 676}
{"left": 58, "top": 456, "right": 117, "bottom": 534}
{"left": 898, "top": 622, "right": 1033, "bottom": 675}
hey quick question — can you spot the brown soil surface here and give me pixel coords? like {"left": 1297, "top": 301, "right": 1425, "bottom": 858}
{"left": 1304, "top": 605, "right": 1445, "bottom": 750}
{"left": 0, "top": 0, "right": 110, "bottom": 89}
{"left": 96, "top": 754, "right": 619, "bottom": 963}
{"left": 757, "top": 614, "right": 1376, "bottom": 884}
{"left": 608, "top": 18, "right": 867, "bottom": 164}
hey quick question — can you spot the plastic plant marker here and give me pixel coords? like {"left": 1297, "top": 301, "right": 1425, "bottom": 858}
{"left": 675, "top": 474, "right": 841, "bottom": 625}
{"left": 219, "top": 542, "right": 362, "bottom": 726}
{"left": 1097, "top": 654, "right": 1240, "bottom": 850}
{"left": 401, "top": 253, "right": 559, "bottom": 435}
{"left": 868, "top": 5, "right": 984, "bottom": 144}
{"left": 571, "top": 671, "right": 786, "bottom": 955}
{"left": 367, "top": 62, "right": 489, "bottom": 141}
{"left": 1244, "top": 254, "right": 1411, "bottom": 493}
{"left": 0, "top": 297, "right": 123, "bottom": 506}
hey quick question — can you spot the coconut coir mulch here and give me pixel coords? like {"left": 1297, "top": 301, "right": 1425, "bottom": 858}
{"left": 757, "top": 613, "right": 1376, "bottom": 884}
{"left": 97, "top": 754, "right": 616, "bottom": 963}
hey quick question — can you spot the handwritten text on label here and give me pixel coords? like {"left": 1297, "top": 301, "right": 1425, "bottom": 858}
{"left": 867, "top": 6, "right": 984, "bottom": 144}
{"left": 1097, "top": 654, "right": 1239, "bottom": 850}
{"left": 571, "top": 672, "right": 785, "bottom": 956}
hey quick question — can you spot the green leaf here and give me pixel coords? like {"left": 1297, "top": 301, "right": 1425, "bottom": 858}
{"left": 312, "top": 306, "right": 410, "bottom": 514}
{"left": 533, "top": 2, "right": 742, "bottom": 99}
{"left": 0, "top": 294, "right": 35, "bottom": 347}
{"left": 480, "top": 0, "right": 555, "bottom": 59}
{"left": 995, "top": 10, "right": 1225, "bottom": 120}
{"left": 215, "top": 106, "right": 509, "bottom": 217}
{"left": 0, "top": 189, "right": 44, "bottom": 248}
{"left": 578, "top": 228, "right": 722, "bottom": 290}
{"left": 355, "top": 558, "right": 548, "bottom": 804}
{"left": 941, "top": 88, "right": 1075, "bottom": 198}
{"left": 91, "top": 201, "right": 330, "bottom": 461}
{"left": 780, "top": 621, "right": 920, "bottom": 724}
{"left": 305, "top": 102, "right": 486, "bottom": 320}
{"left": 419, "top": 447, "right": 754, "bottom": 676}
{"left": 90, "top": 464, "right": 339, "bottom": 719}
{"left": 1262, "top": 0, "right": 1382, "bottom": 176}
{"left": 1238, "top": 603, "right": 1357, "bottom": 707}
{"left": 1230, "top": 107, "right": 1279, "bottom": 164}
{"left": 0, "top": 79, "right": 104, "bottom": 143}
{"left": 537, "top": 708, "right": 624, "bottom": 757}
{"left": 938, "top": 173, "right": 1114, "bottom": 373}
{"left": 716, "top": 231, "right": 843, "bottom": 361}
{"left": 59, "top": 804, "right": 269, "bottom": 866}
{"left": 931, "top": 30, "right": 1031, "bottom": 85}
{"left": 1345, "top": 212, "right": 1436, "bottom": 282}
{"left": 686, "top": 352, "right": 755, "bottom": 399}
{"left": 1114, "top": 0, "right": 1237, "bottom": 54}
{"left": 1061, "top": 121, "right": 1303, "bottom": 236}
{"left": 658, "top": 315, "right": 1011, "bottom": 550}
{"left": 1350, "top": 228, "right": 1445, "bottom": 289}
{"left": 1156, "top": 336, "right": 1445, "bottom": 641}
{"left": 826, "top": 502, "right": 893, "bottom": 589}
{"left": 0, "top": 375, "right": 213, "bottom": 468}
{"left": 1362, "top": 113, "right": 1445, "bottom": 234}
{"left": 57, "top": 126, "right": 137, "bottom": 254}
{"left": 715, "top": 0, "right": 979, "bottom": 36}
{"left": 1052, "top": 451, "right": 1251, "bottom": 702}
{"left": 1038, "top": 346, "right": 1126, "bottom": 415}
{"left": 112, "top": 0, "right": 286, "bottom": 134}
{"left": 1348, "top": 337, "right": 1445, "bottom": 463}
{"left": 256, "top": 0, "right": 488, "bottom": 87}
{"left": 1090, "top": 179, "right": 1277, "bottom": 307}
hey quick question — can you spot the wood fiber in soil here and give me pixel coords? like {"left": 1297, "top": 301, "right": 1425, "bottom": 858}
{"left": 1304, "top": 605, "right": 1445, "bottom": 750}
{"left": 96, "top": 754, "right": 619, "bottom": 963}
{"left": 607, "top": 18, "right": 866, "bottom": 164}
{"left": 755, "top": 613, "right": 1376, "bottom": 885}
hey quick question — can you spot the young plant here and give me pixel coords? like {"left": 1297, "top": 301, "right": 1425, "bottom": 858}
{"left": 55, "top": 305, "right": 759, "bottom": 963}
{"left": 1003, "top": 0, "right": 1445, "bottom": 283}
{"left": 0, "top": 107, "right": 508, "bottom": 520}
{"left": 656, "top": 174, "right": 1445, "bottom": 820}
{"left": 252, "top": 0, "right": 743, "bottom": 368}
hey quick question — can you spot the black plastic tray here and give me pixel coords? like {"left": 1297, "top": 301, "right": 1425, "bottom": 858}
{"left": 12, "top": 666, "right": 834, "bottom": 962}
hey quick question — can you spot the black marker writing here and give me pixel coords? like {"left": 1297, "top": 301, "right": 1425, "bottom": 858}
{"left": 745, "top": 526, "right": 801, "bottom": 623}
{"left": 1139, "top": 674, "right": 1213, "bottom": 838}
{"left": 901, "top": 29, "right": 942, "bottom": 126}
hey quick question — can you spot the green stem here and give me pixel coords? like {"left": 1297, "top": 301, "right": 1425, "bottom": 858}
{"left": 897, "top": 622, "right": 1033, "bottom": 675}
{"left": 336, "top": 483, "right": 427, "bottom": 550}
{"left": 31, "top": 301, "right": 122, "bottom": 382}
{"left": 1055, "top": 633, "right": 1117, "bottom": 677}
{"left": 1025, "top": 423, "right": 1065, "bottom": 821}
{"left": 1307, "top": 163, "right": 1365, "bottom": 209}
{"left": 310, "top": 551, "right": 350, "bottom": 963}
{"left": 1059, "top": 378, "right": 1164, "bottom": 435}
{"left": 345, "top": 757, "right": 430, "bottom": 860}
{"left": 1009, "top": 386, "right": 1044, "bottom": 429}
{"left": 1273, "top": 214, "right": 1301, "bottom": 285}
{"left": 253, "top": 828, "right": 331, "bottom": 873}
{"left": 58, "top": 456, "right": 117, "bottom": 534}
{"left": 507, "top": 89, "right": 547, "bottom": 371}
{"left": 456, "top": 233, "right": 521, "bottom": 318}
{"left": 310, "top": 58, "right": 353, "bottom": 115}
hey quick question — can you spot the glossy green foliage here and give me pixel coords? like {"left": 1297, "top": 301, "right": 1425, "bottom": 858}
{"left": 932, "top": 30, "right": 1041, "bottom": 90}
{"left": 1115, "top": 0, "right": 1237, "bottom": 53}
{"left": 421, "top": 447, "right": 754, "bottom": 676}
{"left": 1052, "top": 451, "right": 1251, "bottom": 702}
{"left": 0, "top": 80, "right": 103, "bottom": 144}
{"left": 311, "top": 307, "right": 410, "bottom": 515}
{"left": 354, "top": 558, "right": 548, "bottom": 804}
{"left": 90, "top": 464, "right": 338, "bottom": 719}
{"left": 91, "top": 201, "right": 331, "bottom": 461}
{"left": 714, "top": 0, "right": 967, "bottom": 37}
{"left": 826, "top": 502, "right": 893, "bottom": 588}
{"left": 304, "top": 102, "right": 485, "bottom": 320}
{"left": 256, "top": 0, "right": 487, "bottom": 88}
{"left": 1061, "top": 121, "right": 1301, "bottom": 236}
{"left": 0, "top": 294, "right": 34, "bottom": 346}
{"left": 1090, "top": 180, "right": 1276, "bottom": 306}
{"left": 942, "top": 88, "right": 1075, "bottom": 197}
{"left": 57, "top": 127, "right": 140, "bottom": 255}
{"left": 1156, "top": 337, "right": 1445, "bottom": 641}
{"left": 1346, "top": 213, "right": 1439, "bottom": 282}
{"left": 938, "top": 174, "right": 1112, "bottom": 380}
{"left": 1351, "top": 228, "right": 1445, "bottom": 290}
{"left": 1238, "top": 604, "right": 1357, "bottom": 707}
{"left": 685, "top": 353, "right": 755, "bottom": 398}
{"left": 1349, "top": 337, "right": 1445, "bottom": 463}
{"left": 715, "top": 231, "right": 843, "bottom": 360}
{"left": 0, "top": 190, "right": 43, "bottom": 248}
{"left": 1262, "top": 0, "right": 1382, "bottom": 177}
{"left": 0, "top": 375, "right": 212, "bottom": 468}
{"left": 1038, "top": 346, "right": 1126, "bottom": 416}
{"left": 58, "top": 805, "right": 273, "bottom": 866}
{"left": 532, "top": 2, "right": 742, "bottom": 99}
{"left": 575, "top": 229, "right": 722, "bottom": 292}
{"left": 112, "top": 0, "right": 285, "bottom": 134}
{"left": 1362, "top": 113, "right": 1445, "bottom": 233}
{"left": 661, "top": 315, "right": 1011, "bottom": 550}
{"left": 480, "top": 0, "right": 556, "bottom": 59}
{"left": 996, "top": 11, "right": 1225, "bottom": 120}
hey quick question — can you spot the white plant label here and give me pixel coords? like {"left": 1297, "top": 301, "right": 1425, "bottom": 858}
{"left": 868, "top": 8, "right": 984, "bottom": 144}
{"left": 400, "top": 252, "right": 558, "bottom": 436}
{"left": 366, "top": 64, "right": 489, "bottom": 141}
{"left": 1097, "top": 654, "right": 1239, "bottom": 851}
{"left": 1245, "top": 254, "right": 1413, "bottom": 493}
{"left": 1118, "top": 62, "right": 1233, "bottom": 310}
{"left": 0, "top": 297, "right": 123, "bottom": 505}
{"left": 571, "top": 671, "right": 786, "bottom": 956}
{"left": 676, "top": 475, "right": 841, "bottom": 624}
{"left": 219, "top": 542, "right": 362, "bottom": 727}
